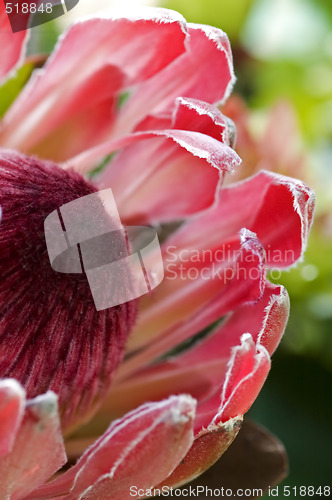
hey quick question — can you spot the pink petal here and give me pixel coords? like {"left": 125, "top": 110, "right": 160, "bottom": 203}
{"left": 217, "top": 335, "right": 271, "bottom": 423}
{"left": 122, "top": 229, "right": 266, "bottom": 361}
{"left": 216, "top": 281, "right": 290, "bottom": 357}
{"left": 26, "top": 69, "right": 121, "bottom": 161}
{"left": 113, "top": 22, "right": 235, "bottom": 137}
{"left": 0, "top": 9, "right": 28, "bottom": 83}
{"left": 0, "top": 8, "right": 188, "bottom": 159}
{"left": 188, "top": 336, "right": 271, "bottom": 430}
{"left": 135, "top": 97, "right": 233, "bottom": 145}
{"left": 96, "top": 293, "right": 278, "bottom": 490}
{"left": 0, "top": 391, "right": 66, "bottom": 500}
{"left": 32, "top": 396, "right": 196, "bottom": 500}
{"left": 92, "top": 98, "right": 238, "bottom": 224}
{"left": 168, "top": 170, "right": 315, "bottom": 269}
{"left": 192, "top": 283, "right": 288, "bottom": 430}
{"left": 249, "top": 172, "right": 315, "bottom": 267}
{"left": 171, "top": 98, "right": 234, "bottom": 143}
{"left": 95, "top": 129, "right": 240, "bottom": 223}
{"left": 157, "top": 416, "right": 242, "bottom": 489}
{"left": 0, "top": 379, "right": 25, "bottom": 459}
{"left": 100, "top": 282, "right": 287, "bottom": 422}
{"left": 193, "top": 393, "right": 223, "bottom": 433}
{"left": 98, "top": 358, "right": 228, "bottom": 421}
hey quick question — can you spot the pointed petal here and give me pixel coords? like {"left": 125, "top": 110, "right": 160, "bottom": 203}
{"left": 188, "top": 420, "right": 288, "bottom": 496}
{"left": 217, "top": 335, "right": 271, "bottom": 423}
{"left": 179, "top": 335, "right": 271, "bottom": 431}
{"left": 0, "top": 9, "right": 188, "bottom": 159}
{"left": 122, "top": 229, "right": 265, "bottom": 361}
{"left": 171, "top": 98, "right": 235, "bottom": 145}
{"left": 249, "top": 172, "right": 315, "bottom": 267}
{"left": 113, "top": 23, "right": 235, "bottom": 137}
{"left": 218, "top": 281, "right": 289, "bottom": 357}
{"left": 192, "top": 284, "right": 288, "bottom": 430}
{"left": 0, "top": 392, "right": 66, "bottom": 500}
{"left": 135, "top": 97, "right": 234, "bottom": 146}
{"left": 92, "top": 98, "right": 238, "bottom": 224}
{"left": 0, "top": 10, "right": 28, "bottom": 83}
{"left": 168, "top": 170, "right": 315, "bottom": 270}
{"left": 95, "top": 130, "right": 240, "bottom": 223}
{"left": 0, "top": 379, "right": 25, "bottom": 459}
{"left": 32, "top": 396, "right": 196, "bottom": 500}
{"left": 99, "top": 282, "right": 286, "bottom": 421}
{"left": 157, "top": 416, "right": 242, "bottom": 489}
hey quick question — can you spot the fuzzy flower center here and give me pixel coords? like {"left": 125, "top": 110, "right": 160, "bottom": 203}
{"left": 0, "top": 150, "right": 138, "bottom": 430}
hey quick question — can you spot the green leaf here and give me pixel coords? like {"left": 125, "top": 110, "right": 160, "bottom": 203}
{"left": 0, "top": 64, "right": 34, "bottom": 118}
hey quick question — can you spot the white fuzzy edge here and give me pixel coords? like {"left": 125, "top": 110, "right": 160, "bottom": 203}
{"left": 70, "top": 395, "right": 195, "bottom": 497}
{"left": 216, "top": 335, "right": 270, "bottom": 422}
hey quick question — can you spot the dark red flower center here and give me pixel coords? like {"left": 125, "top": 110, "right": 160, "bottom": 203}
{"left": 0, "top": 150, "right": 138, "bottom": 430}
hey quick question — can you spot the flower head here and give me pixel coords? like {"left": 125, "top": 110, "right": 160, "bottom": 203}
{"left": 0, "top": 7, "right": 314, "bottom": 499}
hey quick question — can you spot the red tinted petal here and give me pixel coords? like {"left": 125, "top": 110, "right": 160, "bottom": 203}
{"left": 96, "top": 130, "right": 240, "bottom": 223}
{"left": 0, "top": 392, "right": 66, "bottom": 500}
{"left": 171, "top": 171, "right": 314, "bottom": 269}
{"left": 123, "top": 229, "right": 265, "bottom": 361}
{"left": 0, "top": 9, "right": 188, "bottom": 159}
{"left": 114, "top": 23, "right": 235, "bottom": 136}
{"left": 171, "top": 98, "right": 234, "bottom": 144}
{"left": 0, "top": 379, "right": 25, "bottom": 459}
{"left": 135, "top": 97, "right": 234, "bottom": 146}
{"left": 217, "top": 281, "right": 289, "bottom": 357}
{"left": 157, "top": 416, "right": 242, "bottom": 489}
{"left": 98, "top": 358, "right": 228, "bottom": 421}
{"left": 217, "top": 335, "right": 271, "bottom": 423}
{"left": 27, "top": 67, "right": 122, "bottom": 161}
{"left": 100, "top": 282, "right": 286, "bottom": 422}
{"left": 33, "top": 396, "right": 196, "bottom": 500}
{"left": 252, "top": 173, "right": 315, "bottom": 267}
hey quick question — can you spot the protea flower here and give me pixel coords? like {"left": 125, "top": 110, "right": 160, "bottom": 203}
{"left": 0, "top": 6, "right": 314, "bottom": 499}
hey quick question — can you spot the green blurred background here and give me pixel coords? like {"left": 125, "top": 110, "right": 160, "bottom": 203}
{"left": 162, "top": 0, "right": 332, "bottom": 494}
